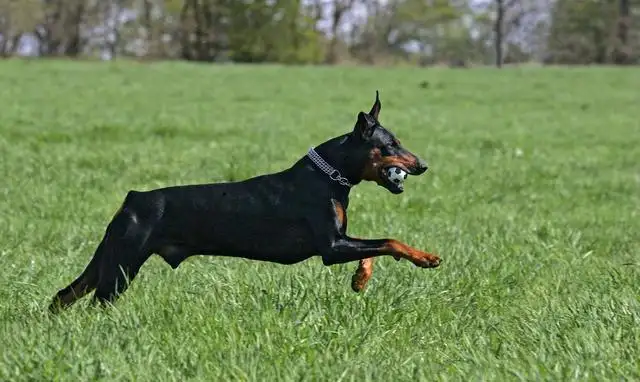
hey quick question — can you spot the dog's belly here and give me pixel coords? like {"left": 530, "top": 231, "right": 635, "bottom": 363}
{"left": 216, "top": 215, "right": 315, "bottom": 254}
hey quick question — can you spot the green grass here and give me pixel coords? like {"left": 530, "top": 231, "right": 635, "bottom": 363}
{"left": 0, "top": 60, "right": 639, "bottom": 381}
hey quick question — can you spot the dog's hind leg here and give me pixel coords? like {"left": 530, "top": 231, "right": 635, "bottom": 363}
{"left": 48, "top": 199, "right": 141, "bottom": 313}
{"left": 91, "top": 191, "right": 163, "bottom": 306}
{"left": 48, "top": 239, "right": 106, "bottom": 313}
{"left": 49, "top": 191, "right": 162, "bottom": 312}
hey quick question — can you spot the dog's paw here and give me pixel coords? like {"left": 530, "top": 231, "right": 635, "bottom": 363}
{"left": 412, "top": 253, "right": 441, "bottom": 268}
{"left": 351, "top": 271, "right": 371, "bottom": 292}
{"left": 351, "top": 277, "right": 365, "bottom": 292}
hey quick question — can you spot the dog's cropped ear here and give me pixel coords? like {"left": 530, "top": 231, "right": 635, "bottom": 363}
{"left": 369, "top": 90, "right": 381, "bottom": 120}
{"left": 354, "top": 111, "right": 376, "bottom": 140}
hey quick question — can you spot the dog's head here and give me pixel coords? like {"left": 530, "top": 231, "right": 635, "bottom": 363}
{"left": 350, "top": 91, "right": 428, "bottom": 194}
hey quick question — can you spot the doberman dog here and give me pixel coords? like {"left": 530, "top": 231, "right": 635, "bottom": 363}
{"left": 48, "top": 91, "right": 441, "bottom": 313}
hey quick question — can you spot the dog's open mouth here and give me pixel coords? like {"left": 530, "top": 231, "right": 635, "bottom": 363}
{"left": 381, "top": 166, "right": 409, "bottom": 194}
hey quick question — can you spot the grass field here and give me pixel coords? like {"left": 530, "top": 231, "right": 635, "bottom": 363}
{"left": 0, "top": 60, "right": 639, "bottom": 381}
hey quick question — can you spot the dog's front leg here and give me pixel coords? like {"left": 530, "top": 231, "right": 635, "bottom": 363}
{"left": 321, "top": 237, "right": 441, "bottom": 268}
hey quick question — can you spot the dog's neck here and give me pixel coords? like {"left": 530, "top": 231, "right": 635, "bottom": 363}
{"left": 290, "top": 133, "right": 365, "bottom": 202}
{"left": 316, "top": 134, "right": 364, "bottom": 178}
{"left": 308, "top": 134, "right": 364, "bottom": 186}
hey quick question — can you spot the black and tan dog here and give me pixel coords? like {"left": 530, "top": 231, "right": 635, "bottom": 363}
{"left": 49, "top": 91, "right": 442, "bottom": 313}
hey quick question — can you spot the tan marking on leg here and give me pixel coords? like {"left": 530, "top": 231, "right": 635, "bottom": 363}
{"left": 382, "top": 239, "right": 441, "bottom": 268}
{"left": 351, "top": 258, "right": 375, "bottom": 292}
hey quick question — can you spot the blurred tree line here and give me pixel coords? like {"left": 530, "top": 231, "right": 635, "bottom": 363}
{"left": 0, "top": 0, "right": 637, "bottom": 66}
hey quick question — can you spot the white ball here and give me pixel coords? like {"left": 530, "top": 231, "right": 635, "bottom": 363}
{"left": 387, "top": 167, "right": 408, "bottom": 184}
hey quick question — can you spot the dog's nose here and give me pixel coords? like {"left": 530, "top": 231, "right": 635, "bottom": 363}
{"left": 413, "top": 158, "right": 428, "bottom": 175}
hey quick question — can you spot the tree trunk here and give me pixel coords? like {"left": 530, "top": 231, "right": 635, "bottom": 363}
{"left": 326, "top": 1, "right": 353, "bottom": 64}
{"left": 142, "top": 0, "right": 154, "bottom": 57}
{"left": 495, "top": 0, "right": 504, "bottom": 68}
{"left": 618, "top": 0, "right": 630, "bottom": 45}
{"left": 0, "top": 9, "right": 12, "bottom": 57}
{"left": 180, "top": 0, "right": 209, "bottom": 61}
{"left": 614, "top": 0, "right": 631, "bottom": 64}
{"left": 1, "top": 33, "right": 23, "bottom": 58}
{"left": 201, "top": 0, "right": 214, "bottom": 61}
{"left": 103, "top": 0, "right": 123, "bottom": 60}
{"left": 180, "top": 0, "right": 192, "bottom": 60}
{"left": 64, "top": 1, "right": 86, "bottom": 57}
{"left": 38, "top": 0, "right": 68, "bottom": 56}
